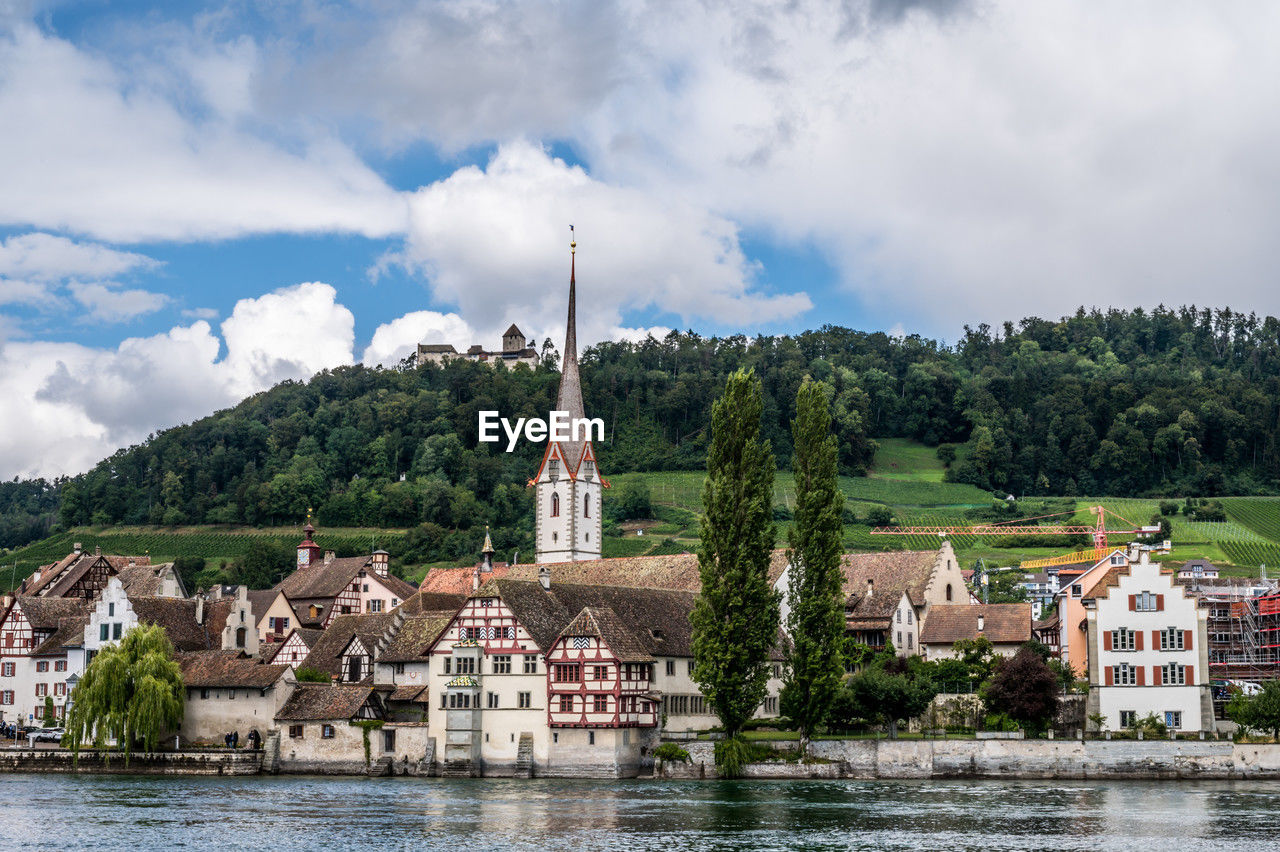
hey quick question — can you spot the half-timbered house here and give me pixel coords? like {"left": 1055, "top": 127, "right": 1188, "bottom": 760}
{"left": 278, "top": 523, "right": 417, "bottom": 629}
{"left": 262, "top": 627, "right": 323, "bottom": 669}
{"left": 296, "top": 612, "right": 397, "bottom": 682}
{"left": 0, "top": 596, "right": 89, "bottom": 724}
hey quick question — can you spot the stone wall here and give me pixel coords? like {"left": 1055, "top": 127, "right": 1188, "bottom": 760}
{"left": 0, "top": 749, "right": 261, "bottom": 775}
{"left": 664, "top": 738, "right": 1280, "bottom": 780}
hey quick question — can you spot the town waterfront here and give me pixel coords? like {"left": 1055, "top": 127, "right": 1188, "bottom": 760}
{"left": 3, "top": 775, "right": 1280, "bottom": 850}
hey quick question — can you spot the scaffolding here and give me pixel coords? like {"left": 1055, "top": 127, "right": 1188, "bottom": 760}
{"left": 1201, "top": 587, "right": 1280, "bottom": 682}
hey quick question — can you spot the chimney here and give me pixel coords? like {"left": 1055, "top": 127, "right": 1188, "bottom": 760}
{"left": 73, "top": 542, "right": 82, "bottom": 554}
{"left": 127, "top": 559, "right": 135, "bottom": 567}
{"left": 95, "top": 546, "right": 101, "bottom": 556}
{"left": 324, "top": 550, "right": 335, "bottom": 565}
{"left": 371, "top": 550, "right": 389, "bottom": 578}
{"left": 472, "top": 566, "right": 480, "bottom": 592}
{"left": 865, "top": 578, "right": 874, "bottom": 598}
{"left": 977, "top": 614, "right": 985, "bottom": 632}
{"left": 538, "top": 565, "right": 551, "bottom": 591}
{"left": 195, "top": 596, "right": 204, "bottom": 624}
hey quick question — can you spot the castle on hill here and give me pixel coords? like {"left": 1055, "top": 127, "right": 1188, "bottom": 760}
{"left": 416, "top": 323, "right": 540, "bottom": 368}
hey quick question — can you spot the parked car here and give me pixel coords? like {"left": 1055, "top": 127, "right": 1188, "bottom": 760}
{"left": 32, "top": 727, "right": 65, "bottom": 744}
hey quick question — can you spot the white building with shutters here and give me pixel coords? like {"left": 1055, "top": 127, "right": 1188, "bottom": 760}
{"left": 1083, "top": 552, "right": 1213, "bottom": 733}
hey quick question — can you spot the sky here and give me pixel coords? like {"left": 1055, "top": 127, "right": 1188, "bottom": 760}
{"left": 2, "top": 0, "right": 1280, "bottom": 480}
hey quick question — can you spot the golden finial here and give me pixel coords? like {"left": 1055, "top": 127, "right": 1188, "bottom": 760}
{"left": 570, "top": 224, "right": 576, "bottom": 254}
{"left": 306, "top": 507, "right": 313, "bottom": 523}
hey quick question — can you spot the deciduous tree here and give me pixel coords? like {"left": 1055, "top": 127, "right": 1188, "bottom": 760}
{"left": 981, "top": 647, "right": 1060, "bottom": 736}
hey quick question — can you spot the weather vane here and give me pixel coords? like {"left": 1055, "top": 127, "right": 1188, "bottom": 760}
{"left": 570, "top": 224, "right": 576, "bottom": 254}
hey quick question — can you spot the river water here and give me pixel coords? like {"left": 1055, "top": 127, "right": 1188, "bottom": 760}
{"left": 3, "top": 774, "right": 1279, "bottom": 850}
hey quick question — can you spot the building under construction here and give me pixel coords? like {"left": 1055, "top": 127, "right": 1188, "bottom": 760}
{"left": 1181, "top": 575, "right": 1280, "bottom": 681}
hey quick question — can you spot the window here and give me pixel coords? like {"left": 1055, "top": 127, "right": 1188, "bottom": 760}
{"left": 289, "top": 725, "right": 303, "bottom": 739}
{"left": 523, "top": 655, "right": 538, "bottom": 674}
{"left": 1160, "top": 628, "right": 1185, "bottom": 651}
{"left": 368, "top": 600, "right": 383, "bottom": 613}
{"left": 487, "top": 692, "right": 499, "bottom": 709}
{"left": 591, "top": 665, "right": 608, "bottom": 680}
{"left": 36, "top": 661, "right": 49, "bottom": 673}
{"left": 443, "top": 657, "right": 452, "bottom": 675}
{"left": 54, "top": 682, "right": 66, "bottom": 696}
{"left": 1115, "top": 663, "right": 1137, "bottom": 686}
{"left": 200, "top": 689, "right": 209, "bottom": 700}
{"left": 0, "top": 691, "right": 11, "bottom": 705}
{"left": 309, "top": 605, "right": 321, "bottom": 619}
{"left": 907, "top": 634, "right": 914, "bottom": 650}
{"left": 236, "top": 627, "right": 246, "bottom": 648}
{"left": 228, "top": 689, "right": 236, "bottom": 700}
{"left": 588, "top": 731, "right": 595, "bottom": 745}
{"left": 1165, "top": 711, "right": 1183, "bottom": 730}
{"left": 112, "top": 623, "right": 122, "bottom": 640}
{"left": 1071, "top": 584, "right": 1082, "bottom": 598}
{"left": 1135, "top": 592, "right": 1160, "bottom": 612}
{"left": 269, "top": 617, "right": 290, "bottom": 633}
{"left": 907, "top": 610, "right": 913, "bottom": 625}
{"left": 0, "top": 663, "right": 12, "bottom": 677}
{"left": 1162, "top": 663, "right": 1187, "bottom": 685}
{"left": 383, "top": 730, "right": 396, "bottom": 752}
{"left": 897, "top": 610, "right": 902, "bottom": 623}
{"left": 945, "top": 584, "right": 953, "bottom": 602}
{"left": 1120, "top": 710, "right": 1137, "bottom": 728}
{"left": 99, "top": 624, "right": 109, "bottom": 641}
{"left": 108, "top": 603, "right": 114, "bottom": 617}
{"left": 687, "top": 660, "right": 695, "bottom": 676}
{"left": 551, "top": 492, "right": 560, "bottom": 517}
{"left": 559, "top": 694, "right": 574, "bottom": 713}
{"left": 584, "top": 499, "right": 590, "bottom": 518}
{"left": 493, "top": 655, "right": 511, "bottom": 674}
{"left": 34, "top": 704, "right": 42, "bottom": 719}
{"left": 391, "top": 598, "right": 399, "bottom": 608}
{"left": 1111, "top": 628, "right": 1136, "bottom": 651}
{"left": 593, "top": 695, "right": 608, "bottom": 713}
{"left": 456, "top": 657, "right": 476, "bottom": 675}
{"left": 665, "top": 660, "right": 675, "bottom": 676}
{"left": 35, "top": 683, "right": 47, "bottom": 697}
{"left": 897, "top": 631, "right": 903, "bottom": 646}
{"left": 553, "top": 663, "right": 581, "bottom": 682}
{"left": 518, "top": 691, "right": 531, "bottom": 709}
{"left": 322, "top": 725, "right": 335, "bottom": 739}
{"left": 393, "top": 663, "right": 404, "bottom": 675}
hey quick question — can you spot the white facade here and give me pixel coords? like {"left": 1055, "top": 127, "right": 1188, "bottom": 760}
{"left": 533, "top": 444, "right": 603, "bottom": 563}
{"left": 1085, "top": 556, "right": 1213, "bottom": 732}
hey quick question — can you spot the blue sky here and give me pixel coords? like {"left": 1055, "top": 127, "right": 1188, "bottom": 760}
{"left": 2, "top": 0, "right": 1279, "bottom": 478}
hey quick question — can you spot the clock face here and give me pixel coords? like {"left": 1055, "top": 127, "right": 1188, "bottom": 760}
{"left": 297, "top": 549, "right": 310, "bottom": 567}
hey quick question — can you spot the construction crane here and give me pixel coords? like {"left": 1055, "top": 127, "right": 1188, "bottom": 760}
{"left": 870, "top": 505, "right": 1162, "bottom": 570}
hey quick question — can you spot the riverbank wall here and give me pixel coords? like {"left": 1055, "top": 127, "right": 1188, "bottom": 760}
{"left": 660, "top": 739, "right": 1280, "bottom": 780}
{"left": 0, "top": 749, "right": 262, "bottom": 775}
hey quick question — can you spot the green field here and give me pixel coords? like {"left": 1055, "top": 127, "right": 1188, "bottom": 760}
{"left": 5, "top": 439, "right": 1280, "bottom": 589}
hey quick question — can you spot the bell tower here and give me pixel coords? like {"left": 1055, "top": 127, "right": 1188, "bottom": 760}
{"left": 534, "top": 228, "right": 603, "bottom": 563}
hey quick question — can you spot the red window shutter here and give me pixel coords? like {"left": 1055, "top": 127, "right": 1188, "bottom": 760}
{"left": 1135, "top": 631, "right": 1144, "bottom": 651}
{"left": 1153, "top": 666, "right": 1162, "bottom": 685}
{"left": 1186, "top": 665, "right": 1194, "bottom": 685}
{"left": 1156, "top": 594, "right": 1164, "bottom": 611}
{"left": 1184, "top": 629, "right": 1193, "bottom": 650}
{"left": 1129, "top": 594, "right": 1136, "bottom": 611}
{"left": 1136, "top": 666, "right": 1145, "bottom": 686}
{"left": 1153, "top": 630, "right": 1161, "bottom": 650}
{"left": 1103, "top": 631, "right": 1112, "bottom": 651}
{"left": 1105, "top": 666, "right": 1114, "bottom": 686}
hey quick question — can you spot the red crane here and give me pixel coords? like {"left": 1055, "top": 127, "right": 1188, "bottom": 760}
{"left": 870, "top": 505, "right": 1161, "bottom": 562}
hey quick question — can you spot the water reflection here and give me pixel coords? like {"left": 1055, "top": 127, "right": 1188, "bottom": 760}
{"left": 2, "top": 775, "right": 1279, "bottom": 851}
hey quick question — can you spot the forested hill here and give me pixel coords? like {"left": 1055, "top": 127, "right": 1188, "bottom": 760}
{"left": 4, "top": 305, "right": 1280, "bottom": 554}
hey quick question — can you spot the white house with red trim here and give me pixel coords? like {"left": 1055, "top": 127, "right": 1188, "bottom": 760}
{"left": 1084, "top": 553, "right": 1213, "bottom": 733}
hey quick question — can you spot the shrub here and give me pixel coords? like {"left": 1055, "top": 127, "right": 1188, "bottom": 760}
{"left": 714, "top": 735, "right": 751, "bottom": 778}
{"left": 295, "top": 667, "right": 331, "bottom": 683}
{"left": 652, "top": 743, "right": 691, "bottom": 766}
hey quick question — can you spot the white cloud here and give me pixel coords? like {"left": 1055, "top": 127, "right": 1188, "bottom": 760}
{"left": 68, "top": 282, "right": 168, "bottom": 322}
{"left": 0, "top": 24, "right": 407, "bottom": 242}
{"left": 0, "top": 278, "right": 51, "bottom": 307}
{"left": 182, "top": 307, "right": 220, "bottom": 320}
{"left": 361, "top": 309, "right": 477, "bottom": 368}
{"left": 0, "top": 281, "right": 355, "bottom": 478}
{"left": 395, "top": 141, "right": 811, "bottom": 345}
{"left": 0, "top": 232, "right": 158, "bottom": 281}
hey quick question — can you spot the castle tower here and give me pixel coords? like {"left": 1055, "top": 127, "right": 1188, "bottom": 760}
{"left": 534, "top": 230, "right": 603, "bottom": 563}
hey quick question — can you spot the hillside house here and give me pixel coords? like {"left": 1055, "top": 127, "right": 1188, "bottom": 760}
{"left": 919, "top": 603, "right": 1033, "bottom": 660}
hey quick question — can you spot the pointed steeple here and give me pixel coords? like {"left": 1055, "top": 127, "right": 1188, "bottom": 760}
{"left": 480, "top": 525, "right": 495, "bottom": 573}
{"left": 556, "top": 227, "right": 585, "bottom": 423}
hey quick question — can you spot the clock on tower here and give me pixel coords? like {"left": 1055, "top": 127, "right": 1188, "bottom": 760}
{"left": 296, "top": 512, "right": 322, "bottom": 568}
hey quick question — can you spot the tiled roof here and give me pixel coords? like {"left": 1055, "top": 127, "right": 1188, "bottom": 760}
{"left": 841, "top": 550, "right": 942, "bottom": 621}
{"left": 130, "top": 597, "right": 215, "bottom": 652}
{"left": 920, "top": 604, "right": 1032, "bottom": 646}
{"left": 116, "top": 562, "right": 176, "bottom": 597}
{"left": 31, "top": 615, "right": 90, "bottom": 656}
{"left": 298, "top": 613, "right": 396, "bottom": 677}
{"left": 277, "top": 556, "right": 371, "bottom": 600}
{"left": 276, "top": 684, "right": 378, "bottom": 721}
{"left": 246, "top": 589, "right": 283, "bottom": 626}
{"left": 378, "top": 614, "right": 455, "bottom": 663}
{"left": 396, "top": 589, "right": 467, "bottom": 615}
{"left": 14, "top": 596, "right": 90, "bottom": 630}
{"left": 557, "top": 606, "right": 653, "bottom": 663}
{"left": 505, "top": 550, "right": 791, "bottom": 592}
{"left": 177, "top": 650, "right": 289, "bottom": 688}
{"left": 417, "top": 564, "right": 513, "bottom": 596}
{"left": 387, "top": 684, "right": 428, "bottom": 702}
{"left": 39, "top": 554, "right": 152, "bottom": 598}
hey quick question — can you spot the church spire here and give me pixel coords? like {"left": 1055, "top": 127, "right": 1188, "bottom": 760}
{"left": 556, "top": 226, "right": 585, "bottom": 426}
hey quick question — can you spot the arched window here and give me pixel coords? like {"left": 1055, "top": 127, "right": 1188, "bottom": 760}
{"left": 946, "top": 583, "right": 953, "bottom": 602}
{"left": 551, "top": 492, "right": 560, "bottom": 517}
{"left": 584, "top": 498, "right": 590, "bottom": 518}
{"left": 235, "top": 627, "right": 246, "bottom": 648}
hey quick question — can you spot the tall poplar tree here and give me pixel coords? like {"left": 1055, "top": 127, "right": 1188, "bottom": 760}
{"left": 781, "top": 379, "right": 847, "bottom": 752}
{"left": 692, "top": 368, "right": 780, "bottom": 741}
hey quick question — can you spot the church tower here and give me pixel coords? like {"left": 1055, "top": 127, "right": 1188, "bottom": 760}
{"left": 534, "top": 230, "right": 604, "bottom": 563}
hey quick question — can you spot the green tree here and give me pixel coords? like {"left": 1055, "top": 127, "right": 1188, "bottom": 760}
{"left": 613, "top": 480, "right": 653, "bottom": 520}
{"left": 981, "top": 647, "right": 1060, "bottom": 736}
{"left": 295, "top": 666, "right": 332, "bottom": 683}
{"left": 66, "top": 623, "right": 184, "bottom": 762}
{"left": 692, "top": 369, "right": 781, "bottom": 743}
{"left": 233, "top": 540, "right": 293, "bottom": 589}
{"left": 1226, "top": 681, "right": 1280, "bottom": 741}
{"left": 43, "top": 695, "right": 56, "bottom": 728}
{"left": 780, "top": 379, "right": 847, "bottom": 752}
{"left": 841, "top": 665, "right": 938, "bottom": 738}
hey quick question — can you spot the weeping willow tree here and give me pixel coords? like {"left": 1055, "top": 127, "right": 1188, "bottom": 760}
{"left": 66, "top": 622, "right": 184, "bottom": 763}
